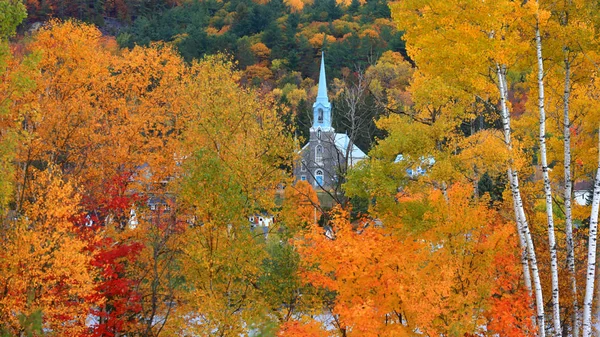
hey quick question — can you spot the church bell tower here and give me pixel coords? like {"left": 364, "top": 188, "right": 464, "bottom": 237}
{"left": 311, "top": 52, "right": 334, "bottom": 133}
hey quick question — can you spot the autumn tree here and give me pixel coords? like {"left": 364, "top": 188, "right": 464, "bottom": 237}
{"left": 0, "top": 168, "right": 97, "bottom": 335}
{"left": 172, "top": 55, "right": 295, "bottom": 335}
{"left": 299, "top": 185, "right": 532, "bottom": 336}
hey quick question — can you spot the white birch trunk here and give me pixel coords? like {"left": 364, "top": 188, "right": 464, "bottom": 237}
{"left": 513, "top": 195, "right": 535, "bottom": 328}
{"left": 497, "top": 65, "right": 546, "bottom": 336}
{"left": 582, "top": 129, "right": 600, "bottom": 337}
{"left": 535, "top": 23, "right": 562, "bottom": 335}
{"left": 563, "top": 51, "right": 579, "bottom": 337}
{"left": 513, "top": 196, "right": 533, "bottom": 296}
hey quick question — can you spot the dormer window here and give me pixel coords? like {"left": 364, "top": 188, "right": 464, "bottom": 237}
{"left": 318, "top": 108, "right": 324, "bottom": 123}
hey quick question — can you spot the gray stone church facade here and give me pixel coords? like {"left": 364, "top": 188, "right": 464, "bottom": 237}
{"left": 294, "top": 54, "right": 367, "bottom": 190}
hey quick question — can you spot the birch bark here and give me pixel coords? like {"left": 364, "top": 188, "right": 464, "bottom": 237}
{"left": 513, "top": 195, "right": 535, "bottom": 328}
{"left": 513, "top": 196, "right": 533, "bottom": 296}
{"left": 497, "top": 65, "right": 546, "bottom": 336}
{"left": 563, "top": 52, "right": 579, "bottom": 337}
{"left": 582, "top": 129, "right": 600, "bottom": 337}
{"left": 535, "top": 22, "right": 562, "bottom": 335}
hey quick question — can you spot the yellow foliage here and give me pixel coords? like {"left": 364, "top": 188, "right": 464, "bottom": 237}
{"left": 206, "top": 26, "right": 220, "bottom": 35}
{"left": 308, "top": 33, "right": 337, "bottom": 48}
{"left": 335, "top": 0, "right": 364, "bottom": 5}
{"left": 284, "top": 0, "right": 314, "bottom": 12}
{"left": 174, "top": 55, "right": 295, "bottom": 334}
{"left": 286, "top": 88, "right": 308, "bottom": 107}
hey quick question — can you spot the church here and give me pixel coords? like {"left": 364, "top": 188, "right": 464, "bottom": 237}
{"left": 294, "top": 53, "right": 367, "bottom": 189}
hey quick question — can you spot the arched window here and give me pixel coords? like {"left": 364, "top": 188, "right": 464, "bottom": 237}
{"left": 317, "top": 129, "right": 321, "bottom": 139}
{"left": 315, "top": 169, "right": 324, "bottom": 186}
{"left": 315, "top": 145, "right": 323, "bottom": 164}
{"left": 318, "top": 108, "right": 324, "bottom": 123}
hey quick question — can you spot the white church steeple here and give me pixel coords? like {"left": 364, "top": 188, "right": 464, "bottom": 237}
{"left": 311, "top": 52, "right": 333, "bottom": 132}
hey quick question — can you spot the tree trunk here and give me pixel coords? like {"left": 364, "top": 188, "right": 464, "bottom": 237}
{"left": 582, "top": 129, "right": 600, "bottom": 337}
{"left": 497, "top": 64, "right": 546, "bottom": 336}
{"left": 513, "top": 195, "right": 535, "bottom": 328}
{"left": 563, "top": 50, "right": 579, "bottom": 337}
{"left": 513, "top": 197, "right": 533, "bottom": 295}
{"left": 535, "top": 22, "right": 562, "bottom": 335}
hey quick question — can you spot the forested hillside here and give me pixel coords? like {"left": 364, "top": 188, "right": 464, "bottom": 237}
{"left": 21, "top": 0, "right": 407, "bottom": 150}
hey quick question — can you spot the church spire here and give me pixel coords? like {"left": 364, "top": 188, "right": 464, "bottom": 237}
{"left": 311, "top": 52, "right": 333, "bottom": 131}
{"left": 316, "top": 52, "right": 329, "bottom": 104}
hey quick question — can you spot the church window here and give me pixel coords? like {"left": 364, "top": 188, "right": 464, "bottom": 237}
{"left": 315, "top": 145, "right": 323, "bottom": 164}
{"left": 315, "top": 170, "right": 324, "bottom": 186}
{"left": 301, "top": 175, "right": 306, "bottom": 181}
{"left": 318, "top": 108, "right": 324, "bottom": 123}
{"left": 317, "top": 129, "right": 321, "bottom": 139}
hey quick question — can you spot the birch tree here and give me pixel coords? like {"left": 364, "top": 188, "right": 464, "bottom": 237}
{"left": 582, "top": 128, "right": 600, "bottom": 336}
{"left": 498, "top": 66, "right": 546, "bottom": 334}
{"left": 533, "top": 10, "right": 561, "bottom": 333}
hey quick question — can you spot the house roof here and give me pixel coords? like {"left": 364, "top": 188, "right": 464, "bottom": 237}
{"left": 334, "top": 133, "right": 367, "bottom": 164}
{"left": 574, "top": 180, "right": 594, "bottom": 191}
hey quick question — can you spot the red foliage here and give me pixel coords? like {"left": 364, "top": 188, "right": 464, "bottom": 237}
{"left": 76, "top": 173, "right": 145, "bottom": 337}
{"left": 87, "top": 238, "right": 144, "bottom": 337}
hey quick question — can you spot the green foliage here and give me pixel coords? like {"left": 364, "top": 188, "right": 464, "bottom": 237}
{"left": 24, "top": 0, "right": 173, "bottom": 22}
{"left": 477, "top": 172, "right": 506, "bottom": 203}
{"left": 0, "top": 0, "right": 26, "bottom": 39}
{"left": 119, "top": 0, "right": 404, "bottom": 81}
{"left": 180, "top": 149, "right": 247, "bottom": 222}
{"left": 260, "top": 239, "right": 305, "bottom": 316}
{"left": 0, "top": 310, "right": 43, "bottom": 337}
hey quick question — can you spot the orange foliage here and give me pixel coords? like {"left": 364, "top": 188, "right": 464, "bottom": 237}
{"left": 283, "top": 180, "right": 321, "bottom": 230}
{"left": 250, "top": 42, "right": 271, "bottom": 61}
{"left": 297, "top": 184, "right": 533, "bottom": 336}
{"left": 245, "top": 64, "right": 274, "bottom": 81}
{"left": 10, "top": 20, "right": 186, "bottom": 206}
{"left": 298, "top": 206, "right": 413, "bottom": 336}
{"left": 277, "top": 320, "right": 328, "bottom": 336}
{"left": 359, "top": 28, "right": 379, "bottom": 39}
{"left": 0, "top": 168, "right": 97, "bottom": 335}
